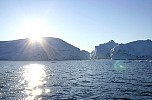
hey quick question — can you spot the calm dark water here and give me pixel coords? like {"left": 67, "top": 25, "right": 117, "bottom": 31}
{"left": 0, "top": 60, "right": 152, "bottom": 100}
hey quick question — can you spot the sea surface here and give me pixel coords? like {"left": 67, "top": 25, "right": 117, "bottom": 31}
{"left": 0, "top": 60, "right": 152, "bottom": 100}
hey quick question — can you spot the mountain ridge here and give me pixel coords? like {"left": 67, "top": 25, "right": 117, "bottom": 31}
{"left": 0, "top": 37, "right": 152, "bottom": 60}
{"left": 91, "top": 39, "right": 152, "bottom": 60}
{"left": 0, "top": 37, "right": 90, "bottom": 61}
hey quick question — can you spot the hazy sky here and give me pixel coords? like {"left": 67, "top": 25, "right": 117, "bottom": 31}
{"left": 0, "top": 0, "right": 152, "bottom": 51}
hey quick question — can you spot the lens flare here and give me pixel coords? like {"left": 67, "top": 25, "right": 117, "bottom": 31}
{"left": 114, "top": 61, "right": 127, "bottom": 72}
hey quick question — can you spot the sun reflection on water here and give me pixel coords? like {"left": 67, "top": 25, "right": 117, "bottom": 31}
{"left": 20, "top": 64, "right": 50, "bottom": 100}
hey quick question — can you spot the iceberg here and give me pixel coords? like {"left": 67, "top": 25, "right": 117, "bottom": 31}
{"left": 0, "top": 37, "right": 90, "bottom": 60}
{"left": 90, "top": 40, "right": 118, "bottom": 59}
{"left": 111, "top": 40, "right": 152, "bottom": 60}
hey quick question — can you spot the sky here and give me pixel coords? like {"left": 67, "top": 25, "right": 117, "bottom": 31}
{"left": 0, "top": 0, "right": 152, "bottom": 52}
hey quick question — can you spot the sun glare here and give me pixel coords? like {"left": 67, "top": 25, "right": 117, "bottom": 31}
{"left": 20, "top": 18, "right": 52, "bottom": 41}
{"left": 29, "top": 36, "right": 42, "bottom": 43}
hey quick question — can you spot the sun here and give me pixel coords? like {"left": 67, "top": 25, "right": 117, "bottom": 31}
{"left": 20, "top": 18, "right": 51, "bottom": 42}
{"left": 29, "top": 36, "right": 42, "bottom": 43}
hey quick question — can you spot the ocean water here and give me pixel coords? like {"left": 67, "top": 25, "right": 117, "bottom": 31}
{"left": 0, "top": 60, "right": 152, "bottom": 100}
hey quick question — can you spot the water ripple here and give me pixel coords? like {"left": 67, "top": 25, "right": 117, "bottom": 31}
{"left": 0, "top": 60, "right": 151, "bottom": 99}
